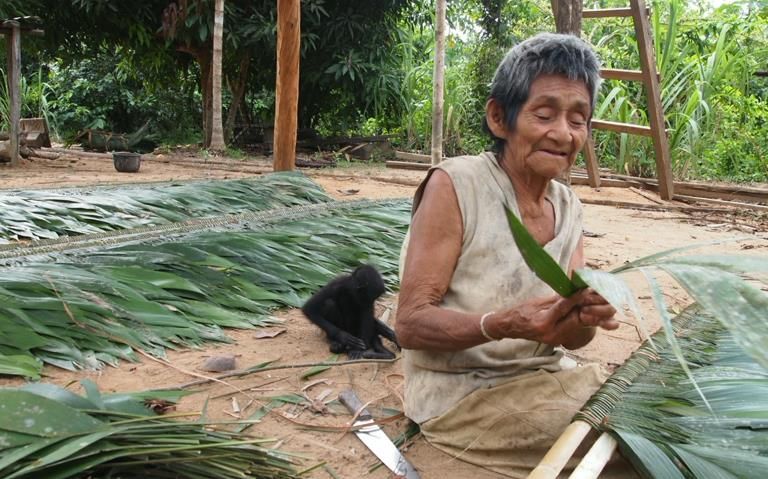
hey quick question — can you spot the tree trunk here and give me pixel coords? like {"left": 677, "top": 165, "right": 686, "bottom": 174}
{"left": 273, "top": 0, "right": 300, "bottom": 171}
{"left": 225, "top": 53, "right": 251, "bottom": 143}
{"left": 209, "top": 0, "right": 226, "bottom": 150}
{"left": 430, "top": 0, "right": 447, "bottom": 166}
{"left": 551, "top": 0, "right": 582, "bottom": 35}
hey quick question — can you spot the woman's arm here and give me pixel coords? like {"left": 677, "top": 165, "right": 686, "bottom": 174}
{"left": 396, "top": 169, "right": 486, "bottom": 350}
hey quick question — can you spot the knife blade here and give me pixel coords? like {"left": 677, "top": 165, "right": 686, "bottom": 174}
{"left": 339, "top": 389, "right": 421, "bottom": 479}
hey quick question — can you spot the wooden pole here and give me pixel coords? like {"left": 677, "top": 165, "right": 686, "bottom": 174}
{"left": 7, "top": 23, "right": 22, "bottom": 166}
{"left": 273, "top": 0, "right": 300, "bottom": 172}
{"left": 209, "top": 0, "right": 226, "bottom": 151}
{"left": 550, "top": 0, "right": 583, "bottom": 34}
{"left": 631, "top": 0, "right": 674, "bottom": 200}
{"left": 430, "top": 0, "right": 446, "bottom": 166}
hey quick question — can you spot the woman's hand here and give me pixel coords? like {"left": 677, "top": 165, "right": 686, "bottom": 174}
{"left": 576, "top": 289, "right": 619, "bottom": 329}
{"left": 485, "top": 288, "right": 618, "bottom": 348}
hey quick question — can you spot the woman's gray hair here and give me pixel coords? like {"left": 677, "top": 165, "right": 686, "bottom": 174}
{"left": 484, "top": 32, "right": 602, "bottom": 152}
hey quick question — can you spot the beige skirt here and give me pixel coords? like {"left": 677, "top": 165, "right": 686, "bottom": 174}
{"left": 420, "top": 364, "right": 638, "bottom": 478}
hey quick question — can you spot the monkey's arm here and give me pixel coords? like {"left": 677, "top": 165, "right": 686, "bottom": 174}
{"left": 375, "top": 319, "right": 400, "bottom": 348}
{"left": 303, "top": 298, "right": 367, "bottom": 352}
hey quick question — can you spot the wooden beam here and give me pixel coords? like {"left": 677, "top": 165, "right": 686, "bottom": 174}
{"left": 582, "top": 136, "right": 601, "bottom": 188}
{"left": 632, "top": 0, "right": 674, "bottom": 200}
{"left": 591, "top": 119, "right": 652, "bottom": 136}
{"left": 395, "top": 151, "right": 433, "bottom": 163}
{"left": 7, "top": 23, "right": 21, "bottom": 166}
{"left": 583, "top": 8, "right": 635, "bottom": 18}
{"left": 273, "top": 0, "right": 300, "bottom": 171}
{"left": 600, "top": 68, "right": 645, "bottom": 82}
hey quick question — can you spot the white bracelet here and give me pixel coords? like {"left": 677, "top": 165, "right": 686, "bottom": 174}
{"left": 479, "top": 311, "right": 499, "bottom": 341}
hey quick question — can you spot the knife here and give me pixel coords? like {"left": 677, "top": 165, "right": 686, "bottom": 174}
{"left": 339, "top": 389, "right": 421, "bottom": 479}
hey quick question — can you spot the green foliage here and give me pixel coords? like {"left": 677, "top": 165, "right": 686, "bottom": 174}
{"left": 44, "top": 47, "right": 200, "bottom": 142}
{"left": 697, "top": 86, "right": 768, "bottom": 181}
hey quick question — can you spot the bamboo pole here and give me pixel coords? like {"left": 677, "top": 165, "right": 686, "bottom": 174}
{"left": 568, "top": 432, "right": 618, "bottom": 479}
{"left": 430, "top": 0, "right": 446, "bottom": 166}
{"left": 273, "top": 0, "right": 300, "bottom": 171}
{"left": 528, "top": 421, "right": 592, "bottom": 479}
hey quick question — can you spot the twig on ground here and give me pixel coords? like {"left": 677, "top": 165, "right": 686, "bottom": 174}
{"left": 170, "top": 357, "right": 400, "bottom": 390}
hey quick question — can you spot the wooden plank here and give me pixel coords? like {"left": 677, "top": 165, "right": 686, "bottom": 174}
{"left": 570, "top": 176, "right": 632, "bottom": 188}
{"left": 591, "top": 119, "right": 652, "bottom": 136}
{"left": 7, "top": 24, "right": 21, "bottom": 166}
{"left": 582, "top": 136, "right": 601, "bottom": 188}
{"left": 583, "top": 8, "right": 634, "bottom": 18}
{"left": 575, "top": 170, "right": 768, "bottom": 204}
{"left": 600, "top": 68, "right": 645, "bottom": 82}
{"left": 673, "top": 194, "right": 768, "bottom": 212}
{"left": 395, "top": 151, "right": 433, "bottom": 163}
{"left": 386, "top": 160, "right": 430, "bottom": 171}
{"left": 273, "top": 0, "right": 300, "bottom": 171}
{"left": 632, "top": 0, "right": 674, "bottom": 200}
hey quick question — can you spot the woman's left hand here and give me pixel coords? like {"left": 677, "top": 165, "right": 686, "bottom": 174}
{"left": 575, "top": 289, "right": 619, "bottom": 330}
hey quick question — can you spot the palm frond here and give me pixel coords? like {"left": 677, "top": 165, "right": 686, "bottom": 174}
{"left": 0, "top": 199, "right": 410, "bottom": 378}
{"left": 576, "top": 306, "right": 768, "bottom": 478}
{"left": 0, "top": 382, "right": 298, "bottom": 478}
{"left": 0, "top": 172, "right": 331, "bottom": 243}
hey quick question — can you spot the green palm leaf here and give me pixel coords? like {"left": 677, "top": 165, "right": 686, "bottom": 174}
{"left": 0, "top": 172, "right": 331, "bottom": 243}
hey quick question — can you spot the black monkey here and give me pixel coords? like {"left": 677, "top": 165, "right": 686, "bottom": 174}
{"left": 301, "top": 264, "right": 399, "bottom": 359}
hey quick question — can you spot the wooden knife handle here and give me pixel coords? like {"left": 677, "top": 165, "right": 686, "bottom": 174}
{"left": 339, "top": 389, "right": 373, "bottom": 420}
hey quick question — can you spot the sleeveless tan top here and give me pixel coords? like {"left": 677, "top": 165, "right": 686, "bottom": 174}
{"left": 399, "top": 152, "right": 584, "bottom": 423}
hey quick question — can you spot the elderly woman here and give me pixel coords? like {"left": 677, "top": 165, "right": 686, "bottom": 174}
{"left": 396, "top": 33, "right": 626, "bottom": 477}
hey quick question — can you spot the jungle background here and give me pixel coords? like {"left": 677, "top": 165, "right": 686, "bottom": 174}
{"left": 1, "top": 0, "right": 767, "bottom": 182}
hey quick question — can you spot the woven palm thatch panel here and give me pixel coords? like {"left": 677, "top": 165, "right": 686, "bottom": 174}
{"left": 576, "top": 305, "right": 768, "bottom": 478}
{"left": 0, "top": 171, "right": 331, "bottom": 243}
{"left": 0, "top": 199, "right": 411, "bottom": 379}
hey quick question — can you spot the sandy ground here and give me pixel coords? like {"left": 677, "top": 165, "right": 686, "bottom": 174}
{"left": 1, "top": 150, "right": 767, "bottom": 478}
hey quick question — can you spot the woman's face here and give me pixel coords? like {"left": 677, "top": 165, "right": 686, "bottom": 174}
{"left": 506, "top": 74, "right": 591, "bottom": 179}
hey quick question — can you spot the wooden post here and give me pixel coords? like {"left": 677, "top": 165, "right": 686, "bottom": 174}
{"left": 551, "top": 0, "right": 593, "bottom": 187}
{"left": 7, "top": 22, "right": 21, "bottom": 166}
{"left": 631, "top": 0, "right": 674, "bottom": 200}
{"left": 430, "top": 0, "right": 446, "bottom": 166}
{"left": 273, "top": 0, "right": 300, "bottom": 172}
{"left": 551, "top": 0, "right": 583, "bottom": 35}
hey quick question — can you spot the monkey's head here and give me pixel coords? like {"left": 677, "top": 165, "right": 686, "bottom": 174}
{"left": 352, "top": 264, "right": 386, "bottom": 302}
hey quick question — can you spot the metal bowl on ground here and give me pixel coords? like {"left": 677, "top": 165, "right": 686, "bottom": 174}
{"left": 112, "top": 151, "right": 141, "bottom": 173}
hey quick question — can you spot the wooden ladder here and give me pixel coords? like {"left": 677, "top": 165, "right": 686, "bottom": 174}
{"left": 581, "top": 0, "right": 674, "bottom": 200}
